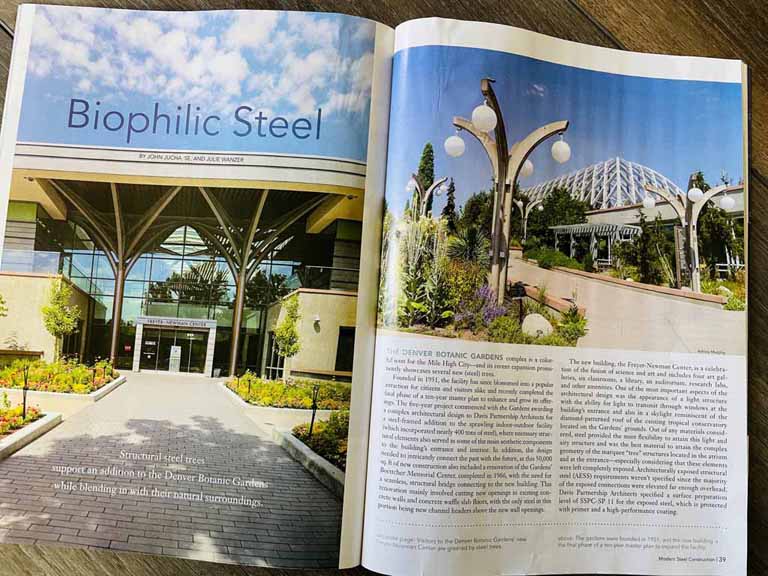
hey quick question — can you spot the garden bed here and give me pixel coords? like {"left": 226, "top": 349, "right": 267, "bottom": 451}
{"left": 272, "top": 428, "right": 345, "bottom": 499}
{"left": 0, "top": 412, "right": 61, "bottom": 460}
{"left": 221, "top": 381, "right": 337, "bottom": 430}
{"left": 0, "top": 375, "right": 126, "bottom": 419}
{"left": 551, "top": 266, "right": 728, "bottom": 308}
{"left": 226, "top": 373, "right": 351, "bottom": 409}
{"left": 0, "top": 359, "right": 120, "bottom": 394}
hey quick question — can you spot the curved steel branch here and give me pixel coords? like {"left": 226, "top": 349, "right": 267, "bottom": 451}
{"left": 452, "top": 116, "right": 499, "bottom": 176}
{"left": 644, "top": 184, "right": 687, "bottom": 224}
{"left": 505, "top": 121, "right": 569, "bottom": 185}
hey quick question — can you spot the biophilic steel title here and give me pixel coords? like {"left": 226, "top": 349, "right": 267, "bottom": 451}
{"left": 66, "top": 98, "right": 323, "bottom": 145}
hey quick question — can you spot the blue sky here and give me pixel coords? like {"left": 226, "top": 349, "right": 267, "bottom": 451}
{"left": 386, "top": 45, "right": 744, "bottom": 213}
{"left": 18, "top": 7, "right": 376, "bottom": 161}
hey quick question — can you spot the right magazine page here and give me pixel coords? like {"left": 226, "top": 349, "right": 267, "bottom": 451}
{"left": 363, "top": 18, "right": 747, "bottom": 576}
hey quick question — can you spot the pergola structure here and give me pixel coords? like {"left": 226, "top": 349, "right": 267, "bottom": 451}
{"left": 37, "top": 179, "right": 330, "bottom": 374}
{"left": 550, "top": 222, "right": 641, "bottom": 267}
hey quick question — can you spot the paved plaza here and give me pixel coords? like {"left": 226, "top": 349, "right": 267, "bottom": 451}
{"left": 511, "top": 259, "right": 746, "bottom": 355}
{"left": 0, "top": 373, "right": 342, "bottom": 568}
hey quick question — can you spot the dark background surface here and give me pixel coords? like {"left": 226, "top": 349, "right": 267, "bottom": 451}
{"left": 0, "top": 1, "right": 765, "bottom": 574}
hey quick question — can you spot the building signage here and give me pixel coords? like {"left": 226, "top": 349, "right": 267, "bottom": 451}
{"left": 169, "top": 346, "right": 182, "bottom": 373}
{"left": 136, "top": 316, "right": 216, "bottom": 330}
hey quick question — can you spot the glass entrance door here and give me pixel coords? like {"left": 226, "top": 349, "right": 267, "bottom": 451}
{"left": 140, "top": 328, "right": 161, "bottom": 370}
{"left": 140, "top": 326, "right": 208, "bottom": 373}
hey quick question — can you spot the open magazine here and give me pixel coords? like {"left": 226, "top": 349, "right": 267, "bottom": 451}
{"left": 0, "top": 5, "right": 747, "bottom": 575}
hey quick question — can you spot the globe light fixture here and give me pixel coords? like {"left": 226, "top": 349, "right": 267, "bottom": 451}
{"left": 444, "top": 134, "right": 466, "bottom": 157}
{"left": 551, "top": 138, "right": 571, "bottom": 164}
{"left": 537, "top": 204, "right": 544, "bottom": 212}
{"left": 642, "top": 195, "right": 656, "bottom": 210}
{"left": 719, "top": 194, "right": 735, "bottom": 210}
{"left": 405, "top": 177, "right": 417, "bottom": 193}
{"left": 471, "top": 103, "right": 497, "bottom": 132}
{"left": 515, "top": 199, "right": 523, "bottom": 208}
{"left": 520, "top": 159, "right": 534, "bottom": 179}
{"left": 687, "top": 187, "right": 704, "bottom": 202}
{"left": 437, "top": 183, "right": 449, "bottom": 196}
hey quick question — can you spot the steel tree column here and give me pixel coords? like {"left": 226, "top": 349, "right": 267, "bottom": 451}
{"left": 644, "top": 182, "right": 735, "bottom": 292}
{"left": 453, "top": 78, "right": 568, "bottom": 305}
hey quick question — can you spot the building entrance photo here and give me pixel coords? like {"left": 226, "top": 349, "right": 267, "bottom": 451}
{"left": 139, "top": 327, "right": 209, "bottom": 374}
{"left": 133, "top": 316, "right": 217, "bottom": 376}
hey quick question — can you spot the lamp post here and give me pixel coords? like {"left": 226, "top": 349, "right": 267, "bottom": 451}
{"left": 643, "top": 178, "right": 739, "bottom": 293}
{"left": 514, "top": 198, "right": 544, "bottom": 243}
{"left": 445, "top": 77, "right": 570, "bottom": 305}
{"left": 406, "top": 173, "right": 448, "bottom": 218}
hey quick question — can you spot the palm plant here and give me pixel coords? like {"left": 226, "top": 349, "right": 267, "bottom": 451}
{"left": 448, "top": 226, "right": 490, "bottom": 267}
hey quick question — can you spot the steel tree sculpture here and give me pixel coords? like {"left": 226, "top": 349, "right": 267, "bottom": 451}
{"left": 444, "top": 77, "right": 570, "bottom": 305}
{"left": 643, "top": 177, "right": 740, "bottom": 292}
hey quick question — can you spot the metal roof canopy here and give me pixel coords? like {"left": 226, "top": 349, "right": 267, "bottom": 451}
{"left": 549, "top": 222, "right": 642, "bottom": 237}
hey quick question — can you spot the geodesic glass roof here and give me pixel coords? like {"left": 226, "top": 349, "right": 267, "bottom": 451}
{"left": 523, "top": 157, "right": 684, "bottom": 210}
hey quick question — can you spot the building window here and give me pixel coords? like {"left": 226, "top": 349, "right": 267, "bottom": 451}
{"left": 265, "top": 331, "right": 284, "bottom": 380}
{"left": 335, "top": 326, "right": 355, "bottom": 373}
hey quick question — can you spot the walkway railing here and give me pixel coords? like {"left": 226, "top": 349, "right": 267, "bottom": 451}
{"left": 0, "top": 249, "right": 61, "bottom": 274}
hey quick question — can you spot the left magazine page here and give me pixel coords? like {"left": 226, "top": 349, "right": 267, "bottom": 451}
{"left": 0, "top": 5, "right": 392, "bottom": 569}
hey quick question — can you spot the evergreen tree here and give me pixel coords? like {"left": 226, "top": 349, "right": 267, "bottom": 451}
{"left": 459, "top": 189, "right": 494, "bottom": 237}
{"left": 416, "top": 142, "right": 435, "bottom": 215}
{"left": 525, "top": 187, "right": 590, "bottom": 246}
{"left": 441, "top": 178, "right": 458, "bottom": 232}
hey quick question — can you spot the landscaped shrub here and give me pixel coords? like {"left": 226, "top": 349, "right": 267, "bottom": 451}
{"left": 274, "top": 294, "right": 301, "bottom": 358}
{"left": 583, "top": 252, "right": 595, "bottom": 273}
{"left": 292, "top": 410, "right": 349, "bottom": 471}
{"left": 0, "top": 359, "right": 117, "bottom": 394}
{"left": 487, "top": 315, "right": 528, "bottom": 344}
{"left": 526, "top": 247, "right": 583, "bottom": 271}
{"left": 455, "top": 285, "right": 507, "bottom": 333}
{"left": 724, "top": 294, "right": 746, "bottom": 311}
{"left": 557, "top": 305, "right": 588, "bottom": 344}
{"left": 446, "top": 260, "right": 486, "bottom": 311}
{"left": 533, "top": 333, "right": 571, "bottom": 347}
{"left": 391, "top": 217, "right": 454, "bottom": 329}
{"left": 229, "top": 373, "right": 351, "bottom": 410}
{"left": 0, "top": 392, "right": 42, "bottom": 437}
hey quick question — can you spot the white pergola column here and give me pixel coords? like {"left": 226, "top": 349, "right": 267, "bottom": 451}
{"left": 132, "top": 322, "right": 143, "bottom": 372}
{"left": 204, "top": 325, "right": 217, "bottom": 377}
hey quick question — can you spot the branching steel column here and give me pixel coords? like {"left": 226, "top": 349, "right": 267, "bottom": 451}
{"left": 229, "top": 190, "right": 268, "bottom": 376}
{"left": 109, "top": 183, "right": 126, "bottom": 365}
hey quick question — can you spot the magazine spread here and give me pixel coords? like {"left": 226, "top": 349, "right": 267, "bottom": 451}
{"left": 0, "top": 5, "right": 747, "bottom": 576}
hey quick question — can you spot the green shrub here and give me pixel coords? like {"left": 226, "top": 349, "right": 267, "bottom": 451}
{"left": 0, "top": 359, "right": 117, "bottom": 394}
{"left": 446, "top": 260, "right": 486, "bottom": 311}
{"left": 583, "top": 253, "right": 594, "bottom": 273}
{"left": 229, "top": 373, "right": 351, "bottom": 410}
{"left": 556, "top": 305, "right": 588, "bottom": 344}
{"left": 724, "top": 294, "right": 746, "bottom": 311}
{"left": 274, "top": 294, "right": 301, "bottom": 358}
{"left": 533, "top": 333, "right": 571, "bottom": 347}
{"left": 527, "top": 248, "right": 583, "bottom": 271}
{"left": 293, "top": 410, "right": 349, "bottom": 471}
{"left": 487, "top": 316, "right": 528, "bottom": 344}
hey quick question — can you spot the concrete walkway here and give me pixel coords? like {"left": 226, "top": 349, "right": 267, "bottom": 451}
{"left": 511, "top": 259, "right": 746, "bottom": 355}
{"left": 0, "top": 373, "right": 342, "bottom": 568}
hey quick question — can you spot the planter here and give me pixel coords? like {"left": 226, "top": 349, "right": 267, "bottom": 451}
{"left": 0, "top": 375, "right": 126, "bottom": 419}
{"left": 0, "top": 412, "right": 61, "bottom": 460}
{"left": 272, "top": 428, "right": 345, "bottom": 499}
{"left": 551, "top": 266, "right": 728, "bottom": 308}
{"left": 219, "top": 381, "right": 337, "bottom": 430}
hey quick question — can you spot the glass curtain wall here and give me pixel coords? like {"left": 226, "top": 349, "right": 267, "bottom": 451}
{"left": 52, "top": 223, "right": 298, "bottom": 373}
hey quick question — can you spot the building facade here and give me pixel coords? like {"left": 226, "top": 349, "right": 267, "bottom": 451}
{"left": 0, "top": 164, "right": 365, "bottom": 379}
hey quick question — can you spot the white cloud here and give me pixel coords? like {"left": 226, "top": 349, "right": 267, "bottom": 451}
{"left": 29, "top": 7, "right": 376, "bottom": 121}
